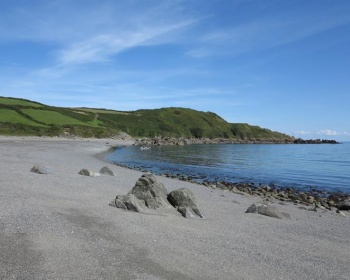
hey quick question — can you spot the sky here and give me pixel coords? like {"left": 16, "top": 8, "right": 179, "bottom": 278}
{"left": 0, "top": 0, "right": 349, "bottom": 140}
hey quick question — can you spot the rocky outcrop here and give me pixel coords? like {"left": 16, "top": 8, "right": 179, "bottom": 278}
{"left": 109, "top": 174, "right": 204, "bottom": 218}
{"left": 293, "top": 138, "right": 338, "bottom": 144}
{"left": 246, "top": 203, "right": 291, "bottom": 219}
{"left": 30, "top": 165, "right": 52, "bottom": 174}
{"left": 130, "top": 174, "right": 172, "bottom": 209}
{"left": 100, "top": 166, "right": 114, "bottom": 176}
{"left": 168, "top": 188, "right": 204, "bottom": 218}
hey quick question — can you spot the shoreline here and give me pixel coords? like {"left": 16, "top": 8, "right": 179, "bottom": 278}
{"left": 109, "top": 159, "right": 350, "bottom": 212}
{"left": 107, "top": 144, "right": 350, "bottom": 212}
{"left": 1, "top": 136, "right": 349, "bottom": 279}
{"left": 134, "top": 136, "right": 339, "bottom": 146}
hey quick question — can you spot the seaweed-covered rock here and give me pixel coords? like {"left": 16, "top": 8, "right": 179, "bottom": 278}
{"left": 167, "top": 188, "right": 204, "bottom": 218}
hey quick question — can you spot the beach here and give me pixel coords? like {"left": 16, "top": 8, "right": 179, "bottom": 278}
{"left": 0, "top": 137, "right": 349, "bottom": 280}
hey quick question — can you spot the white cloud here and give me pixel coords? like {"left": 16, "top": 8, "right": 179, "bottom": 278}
{"left": 318, "top": 130, "right": 338, "bottom": 136}
{"left": 294, "top": 131, "right": 311, "bottom": 135}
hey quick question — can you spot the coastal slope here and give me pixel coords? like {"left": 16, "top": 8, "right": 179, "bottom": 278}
{"left": 0, "top": 96, "right": 293, "bottom": 141}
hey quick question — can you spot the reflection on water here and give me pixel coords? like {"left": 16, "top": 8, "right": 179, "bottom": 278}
{"left": 107, "top": 143, "right": 350, "bottom": 192}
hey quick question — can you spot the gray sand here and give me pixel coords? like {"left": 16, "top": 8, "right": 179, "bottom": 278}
{"left": 0, "top": 137, "right": 349, "bottom": 280}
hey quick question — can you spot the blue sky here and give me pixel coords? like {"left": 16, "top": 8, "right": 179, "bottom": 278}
{"left": 0, "top": 0, "right": 349, "bottom": 140}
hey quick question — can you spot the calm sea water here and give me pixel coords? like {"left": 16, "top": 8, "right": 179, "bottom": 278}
{"left": 107, "top": 143, "right": 350, "bottom": 193}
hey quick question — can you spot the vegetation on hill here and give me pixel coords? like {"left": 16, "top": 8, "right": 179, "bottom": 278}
{"left": 0, "top": 96, "right": 293, "bottom": 141}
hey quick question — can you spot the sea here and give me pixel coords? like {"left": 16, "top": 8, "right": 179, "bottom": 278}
{"left": 107, "top": 142, "right": 350, "bottom": 194}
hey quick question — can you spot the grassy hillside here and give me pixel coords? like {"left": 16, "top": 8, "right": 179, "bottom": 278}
{"left": 0, "top": 96, "right": 293, "bottom": 140}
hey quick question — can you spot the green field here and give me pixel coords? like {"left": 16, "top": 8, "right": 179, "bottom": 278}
{"left": 21, "top": 109, "right": 98, "bottom": 127}
{"left": 75, "top": 108, "right": 133, "bottom": 115}
{"left": 0, "top": 109, "right": 45, "bottom": 126}
{"left": 0, "top": 97, "right": 43, "bottom": 107}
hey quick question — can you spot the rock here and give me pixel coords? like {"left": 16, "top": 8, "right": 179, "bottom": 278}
{"left": 231, "top": 187, "right": 249, "bottom": 196}
{"left": 78, "top": 168, "right": 95, "bottom": 176}
{"left": 109, "top": 194, "right": 145, "bottom": 213}
{"left": 168, "top": 188, "right": 204, "bottom": 218}
{"left": 100, "top": 166, "right": 114, "bottom": 176}
{"left": 336, "top": 209, "right": 346, "bottom": 217}
{"left": 216, "top": 182, "right": 227, "bottom": 190}
{"left": 336, "top": 199, "right": 350, "bottom": 211}
{"left": 30, "top": 165, "right": 52, "bottom": 174}
{"left": 130, "top": 173, "right": 172, "bottom": 209}
{"left": 110, "top": 174, "right": 204, "bottom": 219}
{"left": 307, "top": 196, "right": 315, "bottom": 204}
{"left": 246, "top": 203, "right": 291, "bottom": 219}
{"left": 299, "top": 192, "right": 308, "bottom": 202}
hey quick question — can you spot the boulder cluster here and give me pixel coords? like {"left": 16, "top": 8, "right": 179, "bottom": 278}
{"left": 109, "top": 173, "right": 204, "bottom": 219}
{"left": 202, "top": 181, "right": 349, "bottom": 212}
{"left": 78, "top": 166, "right": 115, "bottom": 177}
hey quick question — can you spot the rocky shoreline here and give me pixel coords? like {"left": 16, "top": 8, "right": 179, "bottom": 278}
{"left": 134, "top": 136, "right": 339, "bottom": 146}
{"left": 112, "top": 161, "right": 349, "bottom": 214}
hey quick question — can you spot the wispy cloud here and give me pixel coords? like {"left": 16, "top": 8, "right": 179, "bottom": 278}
{"left": 318, "top": 130, "right": 339, "bottom": 136}
{"left": 186, "top": 4, "right": 350, "bottom": 57}
{"left": 317, "top": 130, "right": 350, "bottom": 137}
{"left": 294, "top": 130, "right": 311, "bottom": 135}
{"left": 57, "top": 20, "right": 195, "bottom": 66}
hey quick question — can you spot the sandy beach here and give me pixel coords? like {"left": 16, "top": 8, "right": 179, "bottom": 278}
{"left": 0, "top": 137, "right": 349, "bottom": 280}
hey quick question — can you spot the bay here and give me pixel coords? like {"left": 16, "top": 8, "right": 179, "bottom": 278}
{"left": 107, "top": 143, "right": 350, "bottom": 193}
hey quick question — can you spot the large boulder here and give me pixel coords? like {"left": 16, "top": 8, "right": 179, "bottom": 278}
{"left": 129, "top": 174, "right": 172, "bottom": 209}
{"left": 167, "top": 188, "right": 204, "bottom": 218}
{"left": 246, "top": 203, "right": 291, "bottom": 219}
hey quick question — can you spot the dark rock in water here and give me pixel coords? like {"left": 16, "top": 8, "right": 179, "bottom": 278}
{"left": 78, "top": 168, "right": 95, "bottom": 176}
{"left": 30, "top": 165, "right": 52, "bottom": 174}
{"left": 100, "top": 166, "right": 114, "bottom": 176}
{"left": 336, "top": 199, "right": 350, "bottom": 211}
{"left": 246, "top": 203, "right": 291, "bottom": 219}
{"left": 168, "top": 188, "right": 204, "bottom": 218}
{"left": 130, "top": 173, "right": 172, "bottom": 209}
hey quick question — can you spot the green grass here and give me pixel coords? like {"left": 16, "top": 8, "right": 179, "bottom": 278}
{"left": 0, "top": 109, "right": 46, "bottom": 126}
{"left": 0, "top": 96, "right": 294, "bottom": 140}
{"left": 21, "top": 109, "right": 97, "bottom": 126}
{"left": 75, "top": 108, "right": 132, "bottom": 115}
{"left": 0, "top": 97, "right": 43, "bottom": 107}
